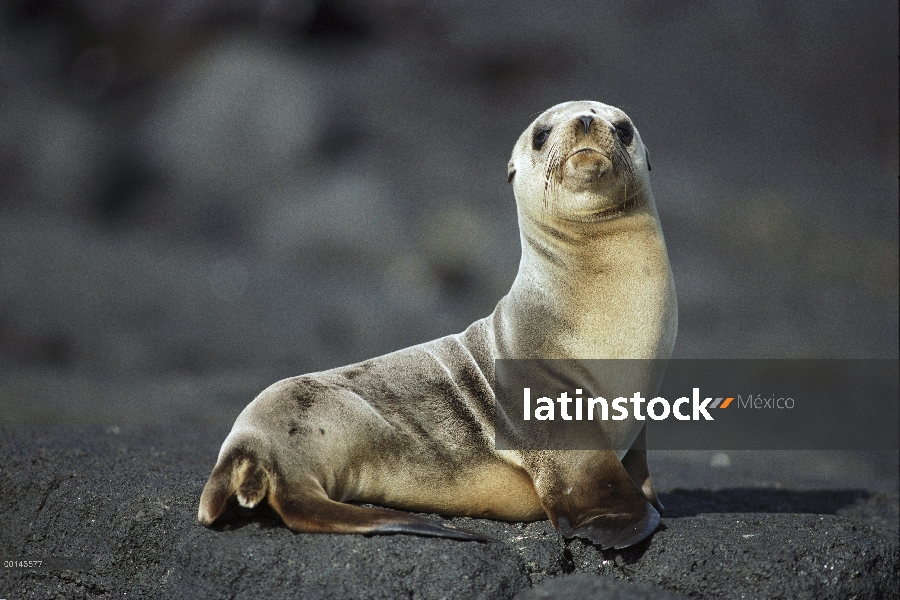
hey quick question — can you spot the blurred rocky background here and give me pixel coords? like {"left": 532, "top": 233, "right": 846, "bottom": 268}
{"left": 0, "top": 0, "right": 897, "bottom": 423}
{"left": 0, "top": 3, "right": 897, "bottom": 597}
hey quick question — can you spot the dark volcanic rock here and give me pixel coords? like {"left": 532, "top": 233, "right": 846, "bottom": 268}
{"left": 0, "top": 426, "right": 534, "bottom": 599}
{"left": 1, "top": 426, "right": 897, "bottom": 599}
{"left": 439, "top": 517, "right": 571, "bottom": 586}
{"left": 515, "top": 572, "right": 689, "bottom": 599}
{"left": 568, "top": 513, "right": 899, "bottom": 600}
{"left": 164, "top": 523, "right": 527, "bottom": 599}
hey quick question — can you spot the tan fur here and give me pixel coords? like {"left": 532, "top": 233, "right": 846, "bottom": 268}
{"left": 199, "top": 101, "right": 677, "bottom": 548}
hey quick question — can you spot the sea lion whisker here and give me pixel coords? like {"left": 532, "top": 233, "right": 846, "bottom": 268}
{"left": 543, "top": 140, "right": 564, "bottom": 213}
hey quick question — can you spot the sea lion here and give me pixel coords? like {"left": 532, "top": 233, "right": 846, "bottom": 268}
{"left": 198, "top": 100, "right": 678, "bottom": 548}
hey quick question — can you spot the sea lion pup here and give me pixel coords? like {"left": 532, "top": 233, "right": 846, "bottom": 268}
{"left": 199, "top": 100, "right": 677, "bottom": 548}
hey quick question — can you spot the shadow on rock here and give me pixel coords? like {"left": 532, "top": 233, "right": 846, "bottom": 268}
{"left": 660, "top": 487, "right": 870, "bottom": 516}
{"left": 208, "top": 498, "right": 288, "bottom": 531}
{"left": 659, "top": 488, "right": 900, "bottom": 533}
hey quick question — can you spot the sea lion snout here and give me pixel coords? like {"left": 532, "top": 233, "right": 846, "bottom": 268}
{"left": 577, "top": 114, "right": 593, "bottom": 134}
{"left": 565, "top": 148, "right": 612, "bottom": 181}
{"left": 572, "top": 113, "right": 614, "bottom": 141}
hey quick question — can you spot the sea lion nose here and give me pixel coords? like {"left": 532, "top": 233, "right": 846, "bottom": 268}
{"left": 577, "top": 115, "right": 593, "bottom": 134}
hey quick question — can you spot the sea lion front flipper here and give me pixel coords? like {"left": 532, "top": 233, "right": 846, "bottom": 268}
{"left": 520, "top": 449, "right": 660, "bottom": 549}
{"left": 620, "top": 423, "right": 664, "bottom": 512}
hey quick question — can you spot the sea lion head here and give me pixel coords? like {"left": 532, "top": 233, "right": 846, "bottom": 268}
{"left": 508, "top": 101, "right": 652, "bottom": 222}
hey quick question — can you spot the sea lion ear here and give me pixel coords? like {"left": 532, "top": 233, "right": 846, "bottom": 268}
{"left": 507, "top": 159, "right": 516, "bottom": 183}
{"left": 644, "top": 148, "right": 651, "bottom": 172}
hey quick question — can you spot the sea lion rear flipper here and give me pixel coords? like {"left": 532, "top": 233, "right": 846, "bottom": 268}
{"left": 269, "top": 481, "right": 496, "bottom": 542}
{"left": 620, "top": 423, "right": 663, "bottom": 512}
{"left": 369, "top": 517, "right": 497, "bottom": 541}
{"left": 199, "top": 445, "right": 494, "bottom": 542}
{"left": 521, "top": 448, "right": 660, "bottom": 549}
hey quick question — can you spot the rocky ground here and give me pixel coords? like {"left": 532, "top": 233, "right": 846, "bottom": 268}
{"left": 0, "top": 1, "right": 897, "bottom": 598}
{"left": 0, "top": 423, "right": 897, "bottom": 599}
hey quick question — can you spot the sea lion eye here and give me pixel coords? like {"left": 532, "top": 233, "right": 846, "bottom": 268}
{"left": 532, "top": 127, "right": 552, "bottom": 150}
{"left": 615, "top": 122, "right": 634, "bottom": 145}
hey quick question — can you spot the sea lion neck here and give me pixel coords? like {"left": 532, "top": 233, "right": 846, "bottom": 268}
{"left": 496, "top": 195, "right": 676, "bottom": 360}
{"left": 516, "top": 201, "right": 664, "bottom": 281}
